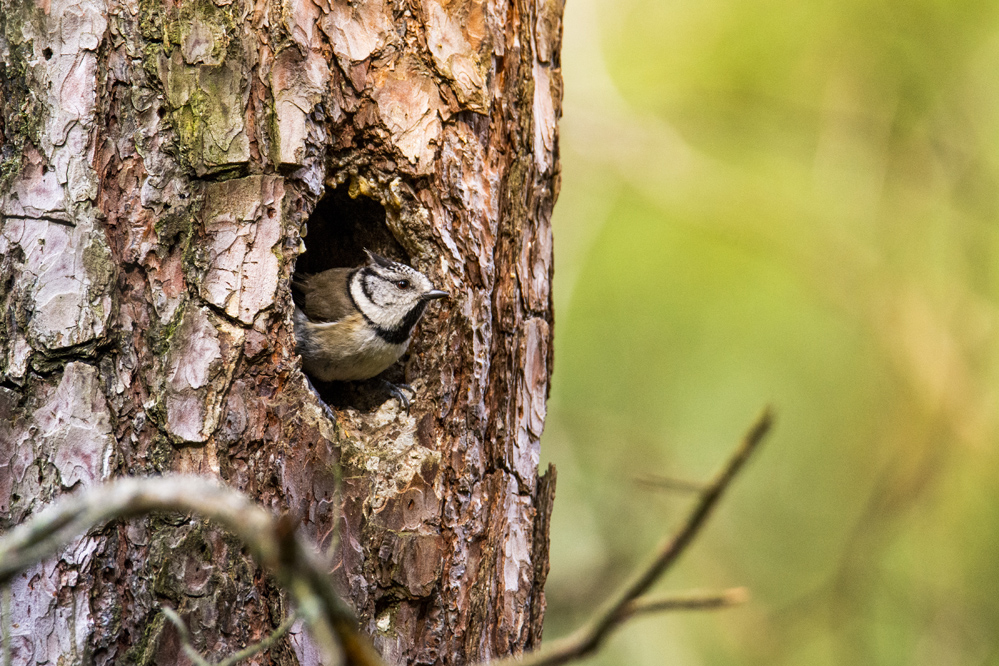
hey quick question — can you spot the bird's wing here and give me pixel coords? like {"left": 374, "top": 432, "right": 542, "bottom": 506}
{"left": 292, "top": 267, "right": 356, "bottom": 323}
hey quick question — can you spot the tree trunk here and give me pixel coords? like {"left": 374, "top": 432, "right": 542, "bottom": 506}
{"left": 0, "top": 0, "right": 562, "bottom": 662}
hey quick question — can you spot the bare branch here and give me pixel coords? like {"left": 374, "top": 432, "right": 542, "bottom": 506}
{"left": 0, "top": 476, "right": 386, "bottom": 666}
{"left": 633, "top": 474, "right": 706, "bottom": 494}
{"left": 161, "top": 607, "right": 212, "bottom": 666}
{"left": 0, "top": 478, "right": 275, "bottom": 588}
{"left": 503, "top": 407, "right": 774, "bottom": 666}
{"left": 619, "top": 587, "right": 749, "bottom": 620}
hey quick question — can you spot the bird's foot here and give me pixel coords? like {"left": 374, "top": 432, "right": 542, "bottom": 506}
{"left": 380, "top": 380, "right": 416, "bottom": 413}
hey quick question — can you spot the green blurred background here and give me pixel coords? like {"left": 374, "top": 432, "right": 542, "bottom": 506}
{"left": 540, "top": 0, "right": 999, "bottom": 663}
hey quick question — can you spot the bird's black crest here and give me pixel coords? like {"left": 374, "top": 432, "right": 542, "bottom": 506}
{"left": 364, "top": 249, "right": 397, "bottom": 269}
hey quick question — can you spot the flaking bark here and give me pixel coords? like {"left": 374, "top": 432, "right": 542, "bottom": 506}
{"left": 0, "top": 0, "right": 562, "bottom": 663}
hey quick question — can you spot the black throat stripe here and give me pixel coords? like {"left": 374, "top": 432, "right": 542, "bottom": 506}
{"left": 354, "top": 268, "right": 429, "bottom": 345}
{"left": 374, "top": 300, "right": 430, "bottom": 345}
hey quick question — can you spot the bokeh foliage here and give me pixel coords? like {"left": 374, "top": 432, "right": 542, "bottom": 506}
{"left": 542, "top": 0, "right": 999, "bottom": 663}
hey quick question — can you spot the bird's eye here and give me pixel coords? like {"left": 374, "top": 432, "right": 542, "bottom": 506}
{"left": 395, "top": 279, "right": 410, "bottom": 289}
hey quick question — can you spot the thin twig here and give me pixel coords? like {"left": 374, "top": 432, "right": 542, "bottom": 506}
{"left": 503, "top": 407, "right": 774, "bottom": 666}
{"left": 618, "top": 587, "right": 749, "bottom": 620}
{"left": 634, "top": 474, "right": 706, "bottom": 494}
{"left": 218, "top": 610, "right": 300, "bottom": 666}
{"left": 162, "top": 606, "right": 301, "bottom": 666}
{"left": 0, "top": 476, "right": 386, "bottom": 666}
{"left": 275, "top": 523, "right": 385, "bottom": 666}
{"left": 162, "top": 607, "right": 211, "bottom": 666}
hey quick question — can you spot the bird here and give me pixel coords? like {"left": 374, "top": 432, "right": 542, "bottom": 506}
{"left": 292, "top": 250, "right": 448, "bottom": 409}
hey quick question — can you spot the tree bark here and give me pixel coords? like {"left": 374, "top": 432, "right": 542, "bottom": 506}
{"left": 0, "top": 0, "right": 562, "bottom": 662}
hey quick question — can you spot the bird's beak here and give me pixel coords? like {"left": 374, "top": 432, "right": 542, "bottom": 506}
{"left": 423, "top": 290, "right": 449, "bottom": 301}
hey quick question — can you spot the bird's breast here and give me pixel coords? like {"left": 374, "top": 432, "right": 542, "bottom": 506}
{"left": 294, "top": 309, "right": 409, "bottom": 382}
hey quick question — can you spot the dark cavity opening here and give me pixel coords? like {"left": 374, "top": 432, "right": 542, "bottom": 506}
{"left": 294, "top": 184, "right": 410, "bottom": 411}
{"left": 42, "top": 47, "right": 53, "bottom": 60}
{"left": 296, "top": 185, "right": 407, "bottom": 275}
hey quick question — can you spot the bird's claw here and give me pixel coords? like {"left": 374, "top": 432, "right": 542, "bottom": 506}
{"left": 381, "top": 380, "right": 415, "bottom": 413}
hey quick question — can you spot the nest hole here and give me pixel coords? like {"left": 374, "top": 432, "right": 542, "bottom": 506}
{"left": 296, "top": 185, "right": 407, "bottom": 274}
{"left": 294, "top": 185, "right": 410, "bottom": 411}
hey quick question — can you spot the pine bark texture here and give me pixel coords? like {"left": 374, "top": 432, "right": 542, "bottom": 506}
{"left": 0, "top": 0, "right": 562, "bottom": 662}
